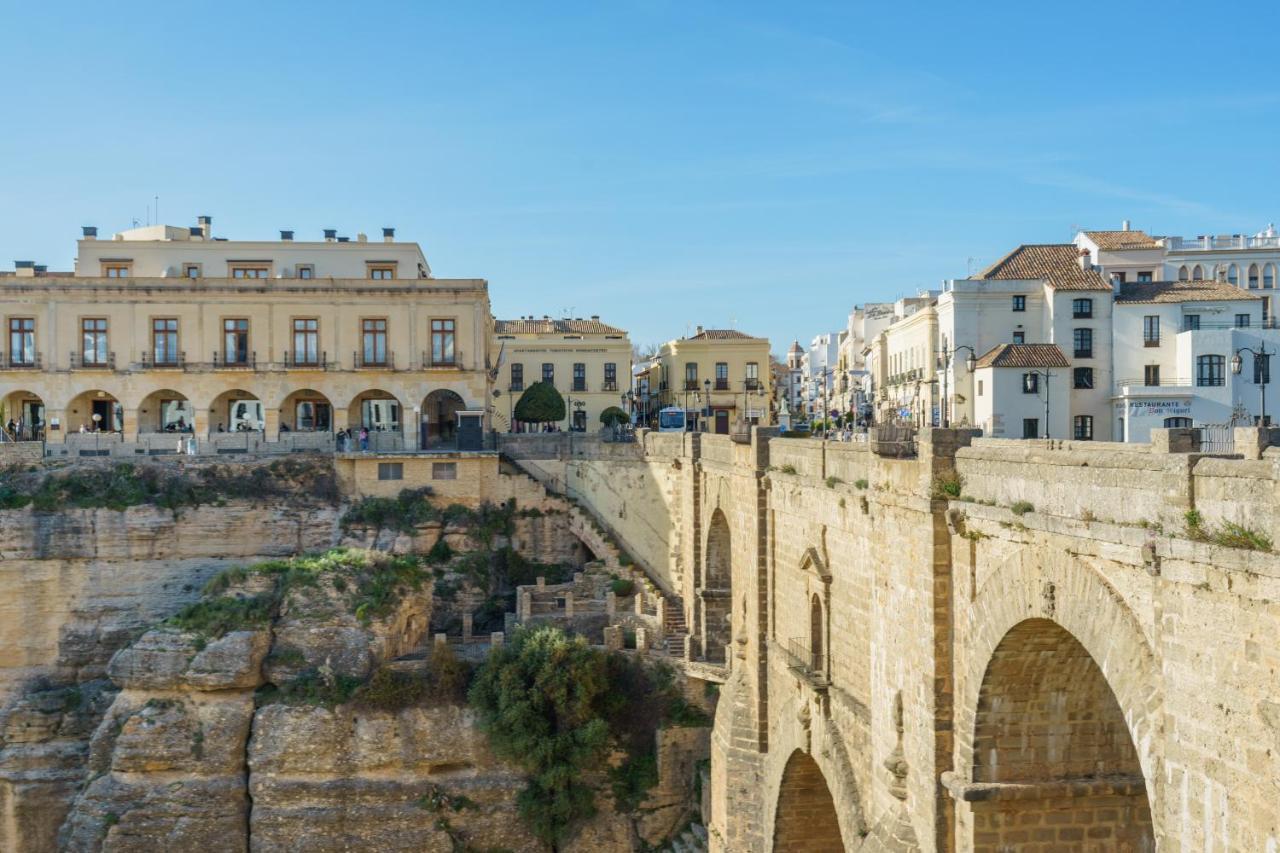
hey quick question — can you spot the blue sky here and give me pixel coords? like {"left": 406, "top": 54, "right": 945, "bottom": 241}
{"left": 2, "top": 1, "right": 1277, "bottom": 353}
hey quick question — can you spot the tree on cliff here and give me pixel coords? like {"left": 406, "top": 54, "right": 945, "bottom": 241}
{"left": 513, "top": 381, "right": 566, "bottom": 426}
{"left": 468, "top": 626, "right": 708, "bottom": 848}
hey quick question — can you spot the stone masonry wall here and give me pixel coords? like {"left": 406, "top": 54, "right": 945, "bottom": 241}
{"left": 535, "top": 427, "right": 1280, "bottom": 852}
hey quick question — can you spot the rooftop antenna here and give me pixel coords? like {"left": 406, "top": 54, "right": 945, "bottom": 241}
{"left": 155, "top": 195, "right": 159, "bottom": 226}
{"left": 966, "top": 257, "right": 976, "bottom": 275}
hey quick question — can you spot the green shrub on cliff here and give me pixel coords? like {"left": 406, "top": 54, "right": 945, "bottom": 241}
{"left": 168, "top": 593, "right": 275, "bottom": 638}
{"left": 340, "top": 487, "right": 438, "bottom": 533}
{"left": 468, "top": 626, "right": 711, "bottom": 845}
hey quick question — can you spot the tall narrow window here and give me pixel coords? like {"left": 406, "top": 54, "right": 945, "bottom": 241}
{"left": 1249, "top": 264, "right": 1260, "bottom": 288}
{"left": 542, "top": 363, "right": 554, "bottom": 385}
{"left": 1144, "top": 365, "right": 1160, "bottom": 386}
{"left": 223, "top": 319, "right": 249, "bottom": 364}
{"left": 362, "top": 319, "right": 387, "bottom": 366}
{"left": 510, "top": 363, "right": 524, "bottom": 392}
{"left": 745, "top": 361, "right": 760, "bottom": 390}
{"left": 431, "top": 319, "right": 455, "bottom": 365}
{"left": 1073, "top": 415, "right": 1094, "bottom": 440}
{"left": 1178, "top": 265, "right": 1189, "bottom": 281}
{"left": 1183, "top": 314, "right": 1201, "bottom": 331}
{"left": 1022, "top": 373, "right": 1039, "bottom": 394}
{"left": 1073, "top": 328, "right": 1093, "bottom": 358}
{"left": 1022, "top": 418, "right": 1039, "bottom": 439}
{"left": 604, "top": 362, "right": 617, "bottom": 390}
{"left": 715, "top": 361, "right": 729, "bottom": 390}
{"left": 1266, "top": 264, "right": 1277, "bottom": 289}
{"left": 573, "top": 362, "right": 586, "bottom": 391}
{"left": 8, "top": 318, "right": 34, "bottom": 365}
{"left": 1143, "top": 315, "right": 1160, "bottom": 346}
{"left": 1197, "top": 354, "right": 1225, "bottom": 387}
{"left": 1073, "top": 367, "right": 1094, "bottom": 389}
{"left": 1192, "top": 264, "right": 1204, "bottom": 281}
{"left": 82, "top": 318, "right": 108, "bottom": 365}
{"left": 151, "top": 318, "right": 178, "bottom": 365}
{"left": 293, "top": 318, "right": 318, "bottom": 365}
{"left": 1227, "top": 264, "right": 1239, "bottom": 285}
{"left": 685, "top": 362, "right": 698, "bottom": 390}
{"left": 1012, "top": 295, "right": 1026, "bottom": 312}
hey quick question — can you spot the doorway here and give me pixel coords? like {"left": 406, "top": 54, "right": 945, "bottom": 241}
{"left": 714, "top": 409, "right": 730, "bottom": 434}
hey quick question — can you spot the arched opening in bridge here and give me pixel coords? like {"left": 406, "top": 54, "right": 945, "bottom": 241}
{"left": 2, "top": 390, "right": 45, "bottom": 440}
{"left": 421, "top": 389, "right": 466, "bottom": 449}
{"left": 772, "top": 750, "right": 845, "bottom": 852}
{"left": 970, "top": 618, "right": 1153, "bottom": 851}
{"left": 702, "top": 508, "right": 732, "bottom": 663}
{"left": 138, "top": 389, "right": 192, "bottom": 433}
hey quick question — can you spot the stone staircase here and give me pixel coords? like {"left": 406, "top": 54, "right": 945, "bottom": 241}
{"left": 663, "top": 596, "right": 689, "bottom": 656}
{"left": 665, "top": 821, "right": 708, "bottom": 853}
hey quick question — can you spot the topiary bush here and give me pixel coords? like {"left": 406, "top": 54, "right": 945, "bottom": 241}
{"left": 599, "top": 406, "right": 628, "bottom": 427}
{"left": 513, "top": 381, "right": 566, "bottom": 426}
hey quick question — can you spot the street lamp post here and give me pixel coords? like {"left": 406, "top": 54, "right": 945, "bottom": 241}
{"left": 1231, "top": 342, "right": 1272, "bottom": 426}
{"left": 1022, "top": 369, "right": 1055, "bottom": 438}
{"left": 939, "top": 345, "right": 978, "bottom": 428}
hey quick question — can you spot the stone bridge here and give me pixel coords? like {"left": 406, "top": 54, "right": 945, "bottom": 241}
{"left": 500, "top": 428, "right": 1280, "bottom": 852}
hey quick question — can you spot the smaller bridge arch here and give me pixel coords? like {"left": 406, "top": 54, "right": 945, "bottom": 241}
{"left": 701, "top": 507, "right": 732, "bottom": 663}
{"left": 772, "top": 750, "right": 845, "bottom": 852}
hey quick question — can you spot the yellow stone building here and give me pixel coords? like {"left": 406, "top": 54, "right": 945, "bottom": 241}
{"left": 647, "top": 327, "right": 773, "bottom": 432}
{"left": 492, "top": 317, "right": 631, "bottom": 431}
{"left": 0, "top": 218, "right": 493, "bottom": 453}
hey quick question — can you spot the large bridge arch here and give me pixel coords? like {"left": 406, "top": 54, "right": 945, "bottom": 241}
{"left": 956, "top": 551, "right": 1164, "bottom": 848}
{"left": 771, "top": 750, "right": 847, "bottom": 852}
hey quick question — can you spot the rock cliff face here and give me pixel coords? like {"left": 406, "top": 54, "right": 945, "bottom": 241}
{"left": 1, "top": 463, "right": 706, "bottom": 852}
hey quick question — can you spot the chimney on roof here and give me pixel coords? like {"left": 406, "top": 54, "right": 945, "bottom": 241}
{"left": 81, "top": 226, "right": 97, "bottom": 240}
{"left": 324, "top": 229, "right": 337, "bottom": 242}
{"left": 1122, "top": 219, "right": 1131, "bottom": 231}
{"left": 280, "top": 230, "right": 294, "bottom": 241}
{"left": 382, "top": 227, "right": 395, "bottom": 242}
{"left": 356, "top": 232, "right": 367, "bottom": 243}
{"left": 1077, "top": 248, "right": 1091, "bottom": 271}
{"left": 188, "top": 226, "right": 203, "bottom": 239}
{"left": 197, "top": 215, "right": 212, "bottom": 239}
{"left": 696, "top": 325, "right": 704, "bottom": 336}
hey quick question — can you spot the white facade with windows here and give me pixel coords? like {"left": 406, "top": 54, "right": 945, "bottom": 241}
{"left": 1111, "top": 281, "right": 1276, "bottom": 442}
{"left": 971, "top": 345, "right": 1071, "bottom": 440}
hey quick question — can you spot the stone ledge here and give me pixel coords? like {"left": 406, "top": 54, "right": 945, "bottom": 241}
{"left": 940, "top": 770, "right": 1147, "bottom": 803}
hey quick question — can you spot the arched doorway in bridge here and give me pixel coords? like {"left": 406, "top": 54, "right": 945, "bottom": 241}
{"left": 970, "top": 618, "right": 1153, "bottom": 851}
{"left": 138, "top": 389, "right": 193, "bottom": 433}
{"left": 702, "top": 509, "right": 732, "bottom": 664}
{"left": 2, "top": 390, "right": 45, "bottom": 440}
{"left": 420, "top": 389, "right": 466, "bottom": 449}
{"left": 772, "top": 750, "right": 845, "bottom": 852}
{"left": 67, "top": 389, "right": 122, "bottom": 433}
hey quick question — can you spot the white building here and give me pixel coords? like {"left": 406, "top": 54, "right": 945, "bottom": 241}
{"left": 1112, "top": 279, "right": 1277, "bottom": 442}
{"left": 802, "top": 331, "right": 841, "bottom": 420}
{"left": 935, "top": 244, "right": 1114, "bottom": 439}
{"left": 782, "top": 341, "right": 805, "bottom": 418}
{"left": 71, "top": 218, "right": 431, "bottom": 280}
{"left": 972, "top": 344, "right": 1071, "bottom": 439}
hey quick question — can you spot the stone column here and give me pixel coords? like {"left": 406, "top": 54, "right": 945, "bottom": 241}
{"left": 263, "top": 407, "right": 280, "bottom": 442}
{"left": 636, "top": 627, "right": 649, "bottom": 652}
{"left": 518, "top": 590, "right": 533, "bottom": 621}
{"left": 603, "top": 626, "right": 624, "bottom": 651}
{"left": 606, "top": 591, "right": 617, "bottom": 616}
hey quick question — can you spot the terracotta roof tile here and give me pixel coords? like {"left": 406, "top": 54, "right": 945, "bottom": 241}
{"left": 1082, "top": 230, "right": 1161, "bottom": 250}
{"left": 495, "top": 318, "right": 626, "bottom": 335}
{"left": 1115, "top": 280, "right": 1261, "bottom": 304}
{"left": 979, "top": 244, "right": 1112, "bottom": 292}
{"left": 973, "top": 343, "right": 1070, "bottom": 370}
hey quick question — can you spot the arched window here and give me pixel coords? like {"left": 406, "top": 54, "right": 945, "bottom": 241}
{"left": 1178, "top": 265, "right": 1189, "bottom": 281}
{"left": 1192, "top": 264, "right": 1204, "bottom": 280}
{"left": 810, "top": 594, "right": 825, "bottom": 673}
{"left": 1265, "top": 264, "right": 1276, "bottom": 289}
{"left": 1248, "top": 264, "right": 1260, "bottom": 288}
{"left": 1227, "top": 263, "right": 1239, "bottom": 285}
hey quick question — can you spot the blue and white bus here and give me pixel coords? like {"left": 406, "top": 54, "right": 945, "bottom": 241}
{"left": 657, "top": 406, "right": 687, "bottom": 432}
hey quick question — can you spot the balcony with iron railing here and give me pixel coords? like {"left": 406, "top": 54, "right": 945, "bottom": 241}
{"left": 684, "top": 379, "right": 700, "bottom": 391}
{"left": 354, "top": 351, "right": 395, "bottom": 370}
{"left": 1115, "top": 376, "right": 1193, "bottom": 393}
{"left": 0, "top": 351, "right": 42, "bottom": 369}
{"left": 421, "top": 350, "right": 462, "bottom": 369}
{"left": 572, "top": 380, "right": 588, "bottom": 392}
{"left": 602, "top": 381, "right": 618, "bottom": 392}
{"left": 281, "top": 350, "right": 335, "bottom": 370}
{"left": 782, "top": 637, "right": 827, "bottom": 689}
{"left": 744, "top": 378, "right": 761, "bottom": 391}
{"left": 69, "top": 351, "right": 116, "bottom": 370}
{"left": 213, "top": 351, "right": 257, "bottom": 370}
{"left": 138, "top": 351, "right": 186, "bottom": 369}
{"left": 714, "top": 378, "right": 730, "bottom": 391}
